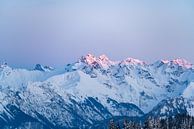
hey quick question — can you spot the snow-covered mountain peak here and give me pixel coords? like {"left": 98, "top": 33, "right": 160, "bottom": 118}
{"left": 80, "top": 54, "right": 97, "bottom": 65}
{"left": 151, "top": 58, "right": 193, "bottom": 70}
{"left": 0, "top": 64, "right": 10, "bottom": 69}
{"left": 34, "top": 64, "right": 54, "bottom": 72}
{"left": 98, "top": 54, "right": 109, "bottom": 62}
{"left": 161, "top": 59, "right": 170, "bottom": 64}
{"left": 0, "top": 62, "right": 8, "bottom": 67}
{"left": 171, "top": 58, "right": 192, "bottom": 69}
{"left": 97, "top": 54, "right": 115, "bottom": 68}
{"left": 0, "top": 63, "right": 13, "bottom": 73}
{"left": 122, "top": 57, "right": 145, "bottom": 65}
{"left": 79, "top": 54, "right": 115, "bottom": 69}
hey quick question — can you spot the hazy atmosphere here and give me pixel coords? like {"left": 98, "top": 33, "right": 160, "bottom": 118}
{"left": 0, "top": 0, "right": 194, "bottom": 68}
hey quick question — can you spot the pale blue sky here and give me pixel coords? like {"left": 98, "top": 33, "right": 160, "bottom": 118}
{"left": 0, "top": 0, "right": 194, "bottom": 68}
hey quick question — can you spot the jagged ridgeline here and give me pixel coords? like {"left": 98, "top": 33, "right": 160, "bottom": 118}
{"left": 0, "top": 54, "right": 194, "bottom": 129}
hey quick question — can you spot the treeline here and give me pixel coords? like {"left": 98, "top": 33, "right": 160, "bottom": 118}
{"left": 108, "top": 114, "right": 194, "bottom": 129}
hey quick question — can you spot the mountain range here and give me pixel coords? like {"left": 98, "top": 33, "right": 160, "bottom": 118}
{"left": 0, "top": 54, "right": 194, "bottom": 129}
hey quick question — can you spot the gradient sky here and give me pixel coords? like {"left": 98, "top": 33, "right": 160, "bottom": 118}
{"left": 0, "top": 0, "right": 194, "bottom": 68}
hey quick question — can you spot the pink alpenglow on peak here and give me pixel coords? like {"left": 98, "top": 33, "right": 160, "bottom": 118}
{"left": 98, "top": 54, "right": 110, "bottom": 62}
{"left": 81, "top": 54, "right": 97, "bottom": 65}
{"left": 123, "top": 58, "right": 146, "bottom": 65}
{"left": 80, "top": 54, "right": 192, "bottom": 69}
{"left": 80, "top": 54, "right": 115, "bottom": 68}
{"left": 97, "top": 54, "right": 115, "bottom": 68}
{"left": 157, "top": 59, "right": 192, "bottom": 69}
{"left": 172, "top": 58, "right": 193, "bottom": 69}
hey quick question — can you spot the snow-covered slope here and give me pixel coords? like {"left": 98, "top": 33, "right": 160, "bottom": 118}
{"left": 146, "top": 97, "right": 194, "bottom": 119}
{"left": 183, "top": 82, "right": 194, "bottom": 100}
{"left": 0, "top": 54, "right": 194, "bottom": 128}
{"left": 146, "top": 82, "right": 194, "bottom": 119}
